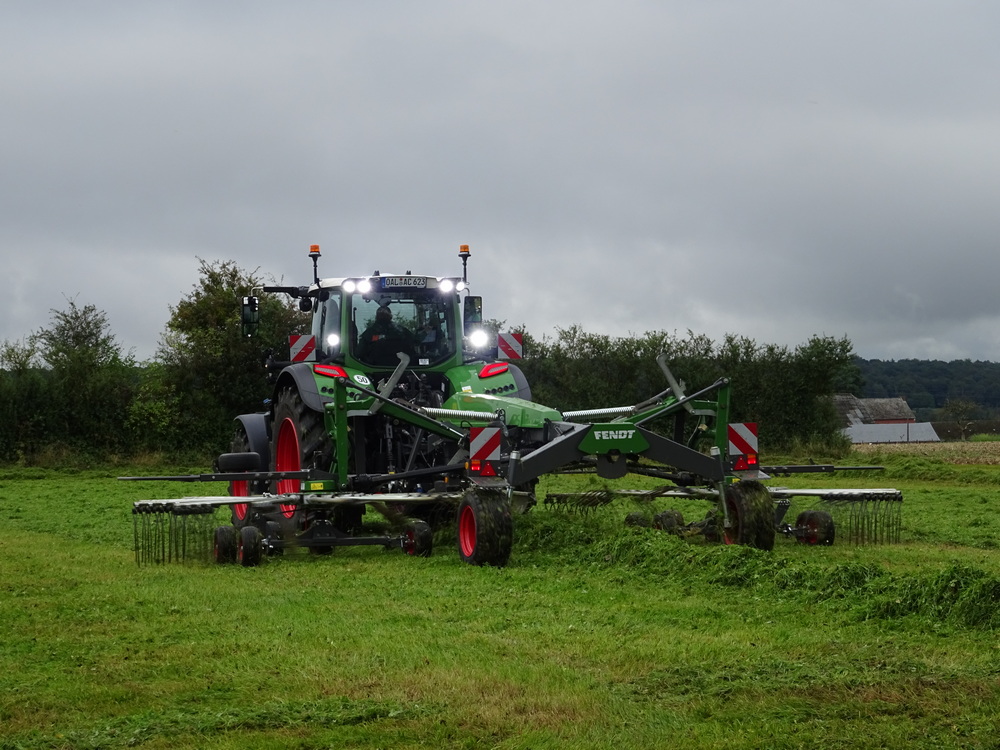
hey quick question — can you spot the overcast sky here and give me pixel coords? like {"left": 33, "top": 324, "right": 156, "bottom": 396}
{"left": 3, "top": 1, "right": 999, "bottom": 364}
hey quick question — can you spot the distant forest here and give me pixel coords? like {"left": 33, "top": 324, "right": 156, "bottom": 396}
{"left": 856, "top": 358, "right": 1000, "bottom": 420}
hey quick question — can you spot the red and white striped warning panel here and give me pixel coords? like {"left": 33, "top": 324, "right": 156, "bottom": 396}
{"left": 469, "top": 426, "right": 503, "bottom": 477}
{"left": 728, "top": 422, "right": 758, "bottom": 456}
{"left": 497, "top": 332, "right": 523, "bottom": 360}
{"left": 289, "top": 335, "right": 317, "bottom": 362}
{"left": 470, "top": 427, "right": 502, "bottom": 461}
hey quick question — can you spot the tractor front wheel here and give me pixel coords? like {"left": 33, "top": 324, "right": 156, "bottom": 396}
{"left": 272, "top": 387, "right": 332, "bottom": 525}
{"left": 722, "top": 481, "right": 775, "bottom": 551}
{"left": 457, "top": 491, "right": 513, "bottom": 567}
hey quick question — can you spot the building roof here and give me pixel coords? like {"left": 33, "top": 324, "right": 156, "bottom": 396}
{"left": 842, "top": 422, "right": 940, "bottom": 443}
{"left": 832, "top": 394, "right": 916, "bottom": 427}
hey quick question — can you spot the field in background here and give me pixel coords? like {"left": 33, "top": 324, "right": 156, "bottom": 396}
{"left": 3, "top": 448, "right": 1000, "bottom": 749}
{"left": 854, "top": 440, "right": 1000, "bottom": 464}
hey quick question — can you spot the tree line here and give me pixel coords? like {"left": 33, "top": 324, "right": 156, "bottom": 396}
{"left": 0, "top": 260, "right": 306, "bottom": 464}
{"left": 1, "top": 260, "right": 860, "bottom": 465}
{"left": 856, "top": 358, "right": 1000, "bottom": 420}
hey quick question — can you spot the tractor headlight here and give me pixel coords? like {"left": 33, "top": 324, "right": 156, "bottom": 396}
{"left": 342, "top": 278, "right": 372, "bottom": 294}
{"left": 439, "top": 279, "right": 455, "bottom": 293}
{"left": 468, "top": 328, "right": 489, "bottom": 349}
{"left": 326, "top": 333, "right": 341, "bottom": 349}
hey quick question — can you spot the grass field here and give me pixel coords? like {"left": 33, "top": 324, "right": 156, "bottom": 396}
{"left": 3, "top": 445, "right": 1000, "bottom": 749}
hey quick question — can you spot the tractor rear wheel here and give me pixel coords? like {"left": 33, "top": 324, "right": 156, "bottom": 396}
{"left": 213, "top": 525, "right": 237, "bottom": 564}
{"left": 403, "top": 519, "right": 433, "bottom": 557}
{"left": 457, "top": 490, "right": 513, "bottom": 567}
{"left": 238, "top": 525, "right": 264, "bottom": 567}
{"left": 229, "top": 425, "right": 264, "bottom": 528}
{"left": 795, "top": 510, "right": 835, "bottom": 546}
{"left": 722, "top": 481, "right": 775, "bottom": 551}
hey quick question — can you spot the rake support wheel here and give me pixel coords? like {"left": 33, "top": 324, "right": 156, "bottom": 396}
{"left": 653, "top": 509, "right": 685, "bottom": 532}
{"left": 723, "top": 481, "right": 775, "bottom": 551}
{"left": 457, "top": 490, "right": 513, "bottom": 567}
{"left": 238, "top": 525, "right": 264, "bottom": 567}
{"left": 213, "top": 525, "right": 238, "bottom": 564}
{"left": 403, "top": 519, "right": 433, "bottom": 557}
{"left": 795, "top": 510, "right": 836, "bottom": 546}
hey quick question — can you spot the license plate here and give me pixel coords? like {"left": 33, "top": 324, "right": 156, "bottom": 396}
{"left": 382, "top": 276, "right": 426, "bottom": 288}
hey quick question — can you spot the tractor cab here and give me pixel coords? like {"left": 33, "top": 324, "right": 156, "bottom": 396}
{"left": 311, "top": 274, "right": 471, "bottom": 372}
{"left": 240, "top": 245, "right": 511, "bottom": 408}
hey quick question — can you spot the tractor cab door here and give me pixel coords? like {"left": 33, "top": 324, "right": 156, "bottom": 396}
{"left": 311, "top": 292, "right": 343, "bottom": 360}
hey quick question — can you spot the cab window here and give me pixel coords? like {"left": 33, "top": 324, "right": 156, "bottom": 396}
{"left": 350, "top": 291, "right": 455, "bottom": 367}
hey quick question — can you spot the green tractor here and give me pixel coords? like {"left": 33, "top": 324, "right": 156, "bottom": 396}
{"left": 222, "top": 244, "right": 550, "bottom": 565}
{"left": 130, "top": 244, "right": 901, "bottom": 567}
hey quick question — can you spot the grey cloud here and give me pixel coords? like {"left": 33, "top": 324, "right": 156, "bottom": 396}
{"left": 3, "top": 1, "right": 1000, "bottom": 363}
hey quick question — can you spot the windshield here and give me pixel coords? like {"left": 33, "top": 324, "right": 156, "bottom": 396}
{"left": 350, "top": 290, "right": 456, "bottom": 368}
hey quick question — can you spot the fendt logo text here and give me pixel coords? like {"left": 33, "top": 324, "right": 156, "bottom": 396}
{"left": 593, "top": 429, "right": 636, "bottom": 441}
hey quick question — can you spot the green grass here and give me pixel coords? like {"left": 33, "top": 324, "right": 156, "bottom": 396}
{"left": 3, "top": 458, "right": 1000, "bottom": 748}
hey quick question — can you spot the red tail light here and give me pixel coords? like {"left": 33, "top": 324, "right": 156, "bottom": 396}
{"left": 731, "top": 453, "right": 759, "bottom": 471}
{"left": 478, "top": 362, "right": 509, "bottom": 379}
{"left": 314, "top": 364, "right": 348, "bottom": 379}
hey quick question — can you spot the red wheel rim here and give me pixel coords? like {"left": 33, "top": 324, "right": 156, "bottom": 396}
{"left": 458, "top": 505, "right": 477, "bottom": 558}
{"left": 404, "top": 528, "right": 416, "bottom": 555}
{"left": 275, "top": 417, "right": 300, "bottom": 517}
{"left": 804, "top": 520, "right": 820, "bottom": 544}
{"left": 231, "top": 479, "right": 249, "bottom": 522}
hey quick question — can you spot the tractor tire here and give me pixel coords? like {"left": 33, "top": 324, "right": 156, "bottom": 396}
{"left": 795, "top": 510, "right": 836, "bottom": 546}
{"left": 722, "top": 481, "right": 775, "bottom": 551}
{"left": 229, "top": 425, "right": 264, "bottom": 528}
{"left": 457, "top": 490, "right": 513, "bottom": 567}
{"left": 238, "top": 525, "right": 264, "bottom": 567}
{"left": 402, "top": 519, "right": 433, "bottom": 557}
{"left": 271, "top": 386, "right": 334, "bottom": 527}
{"left": 213, "top": 525, "right": 238, "bottom": 564}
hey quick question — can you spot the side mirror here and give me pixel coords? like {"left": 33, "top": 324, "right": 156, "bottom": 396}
{"left": 241, "top": 296, "right": 260, "bottom": 337}
{"left": 463, "top": 296, "right": 483, "bottom": 331}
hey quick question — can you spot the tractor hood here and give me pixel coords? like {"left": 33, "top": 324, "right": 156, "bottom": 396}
{"left": 441, "top": 392, "right": 561, "bottom": 429}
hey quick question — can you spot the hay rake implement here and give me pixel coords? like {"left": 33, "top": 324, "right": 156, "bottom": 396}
{"left": 545, "top": 479, "right": 902, "bottom": 547}
{"left": 127, "top": 243, "right": 903, "bottom": 566}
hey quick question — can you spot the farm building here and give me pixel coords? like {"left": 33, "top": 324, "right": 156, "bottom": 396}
{"left": 833, "top": 393, "right": 940, "bottom": 443}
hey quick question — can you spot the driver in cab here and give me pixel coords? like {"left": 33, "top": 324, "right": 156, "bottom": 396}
{"left": 357, "top": 305, "right": 415, "bottom": 366}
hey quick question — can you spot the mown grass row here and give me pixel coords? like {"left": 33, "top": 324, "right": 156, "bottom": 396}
{"left": 514, "top": 502, "right": 1000, "bottom": 631}
{"left": 3, "top": 454, "right": 1000, "bottom": 748}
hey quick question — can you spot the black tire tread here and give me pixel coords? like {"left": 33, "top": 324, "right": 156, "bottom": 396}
{"left": 458, "top": 490, "right": 513, "bottom": 567}
{"left": 213, "top": 525, "right": 238, "bottom": 564}
{"left": 724, "top": 481, "right": 775, "bottom": 551}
